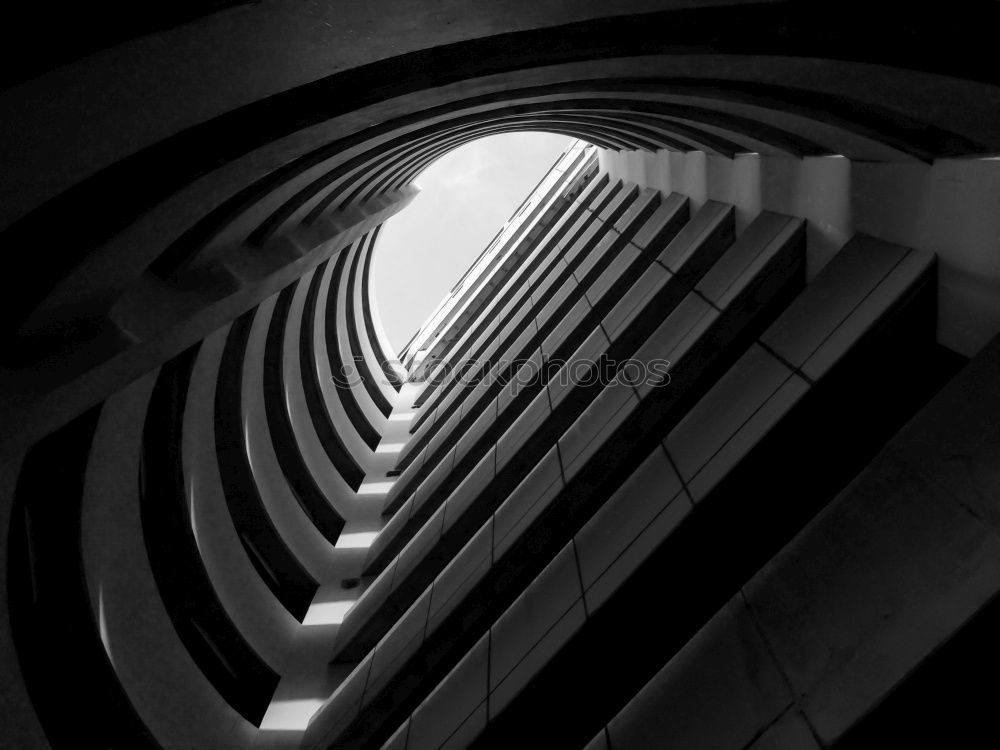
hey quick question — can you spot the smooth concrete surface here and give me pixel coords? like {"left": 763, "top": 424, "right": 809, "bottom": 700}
{"left": 0, "top": 190, "right": 414, "bottom": 457}
{"left": 853, "top": 157, "right": 1000, "bottom": 356}
{"left": 599, "top": 148, "right": 851, "bottom": 277}
{"left": 573, "top": 335, "right": 997, "bottom": 749}
{"left": 360, "top": 161, "right": 942, "bottom": 749}
{"left": 242, "top": 296, "right": 348, "bottom": 582}
{"left": 334, "top": 243, "right": 389, "bottom": 431}
{"left": 185, "top": 325, "right": 300, "bottom": 673}
{"left": 607, "top": 596, "right": 792, "bottom": 750}
{"left": 314, "top": 255, "right": 378, "bottom": 468}
{"left": 282, "top": 267, "right": 362, "bottom": 509}
{"left": 81, "top": 371, "right": 256, "bottom": 749}
{"left": 4, "top": 44, "right": 999, "bottom": 747}
{"left": 351, "top": 239, "right": 399, "bottom": 406}
{"left": 6, "top": 2, "right": 1000, "bottom": 460}
{"left": 0, "top": 1, "right": 706, "bottom": 226}
{"left": 600, "top": 146, "right": 1000, "bottom": 357}
{"left": 744, "top": 336, "right": 1000, "bottom": 745}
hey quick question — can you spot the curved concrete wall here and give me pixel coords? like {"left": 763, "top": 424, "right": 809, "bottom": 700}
{"left": 82, "top": 371, "right": 257, "bottom": 749}
{"left": 6, "top": 3, "right": 1000, "bottom": 453}
{"left": 3, "top": 4, "right": 1000, "bottom": 749}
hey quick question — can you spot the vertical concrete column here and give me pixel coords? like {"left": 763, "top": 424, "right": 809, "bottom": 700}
{"left": 762, "top": 154, "right": 852, "bottom": 277}
{"left": 707, "top": 152, "right": 762, "bottom": 234}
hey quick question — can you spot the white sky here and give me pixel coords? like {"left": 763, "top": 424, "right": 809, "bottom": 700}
{"left": 371, "top": 131, "right": 571, "bottom": 353}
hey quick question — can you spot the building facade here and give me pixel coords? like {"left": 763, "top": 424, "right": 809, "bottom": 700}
{"left": 3, "top": 3, "right": 1000, "bottom": 749}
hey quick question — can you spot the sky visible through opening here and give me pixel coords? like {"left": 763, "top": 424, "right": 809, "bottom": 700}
{"left": 372, "top": 132, "right": 571, "bottom": 354}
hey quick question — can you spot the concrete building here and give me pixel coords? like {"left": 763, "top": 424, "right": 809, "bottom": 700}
{"left": 2, "top": 2, "right": 1000, "bottom": 748}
